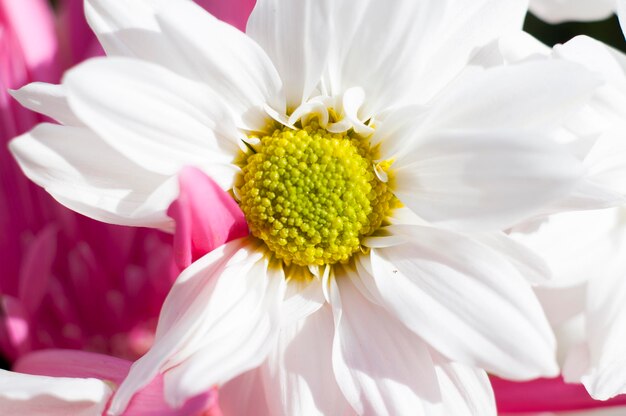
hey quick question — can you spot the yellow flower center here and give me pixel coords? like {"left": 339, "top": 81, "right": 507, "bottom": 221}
{"left": 239, "top": 122, "right": 395, "bottom": 266}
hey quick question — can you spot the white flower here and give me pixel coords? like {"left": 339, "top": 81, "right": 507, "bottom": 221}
{"left": 492, "top": 17, "right": 626, "bottom": 405}
{"left": 9, "top": 0, "right": 608, "bottom": 414}
{"left": 529, "top": 0, "right": 616, "bottom": 23}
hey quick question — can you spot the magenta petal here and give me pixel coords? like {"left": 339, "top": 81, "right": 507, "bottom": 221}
{"left": 168, "top": 167, "right": 248, "bottom": 270}
{"left": 18, "top": 224, "right": 57, "bottom": 317}
{"left": 15, "top": 350, "right": 219, "bottom": 416}
{"left": 492, "top": 376, "right": 626, "bottom": 413}
{"left": 0, "top": 0, "right": 59, "bottom": 82}
{"left": 194, "top": 0, "right": 256, "bottom": 32}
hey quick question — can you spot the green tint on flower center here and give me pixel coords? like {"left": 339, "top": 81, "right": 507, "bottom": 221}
{"left": 239, "top": 122, "right": 395, "bottom": 266}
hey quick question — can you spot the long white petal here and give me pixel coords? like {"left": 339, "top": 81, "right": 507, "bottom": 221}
{"left": 393, "top": 129, "right": 583, "bottom": 232}
{"left": 263, "top": 306, "right": 353, "bottom": 416}
{"left": 362, "top": 225, "right": 559, "bottom": 380}
{"left": 9, "top": 83, "right": 83, "bottom": 126}
{"left": 330, "top": 266, "right": 443, "bottom": 416}
{"left": 154, "top": 1, "right": 284, "bottom": 130}
{"left": 325, "top": 0, "right": 527, "bottom": 115}
{"left": 247, "top": 0, "right": 332, "bottom": 109}
{"left": 9, "top": 123, "right": 175, "bottom": 228}
{"left": 109, "top": 238, "right": 286, "bottom": 414}
{"left": 433, "top": 356, "right": 496, "bottom": 416}
{"left": 0, "top": 370, "right": 112, "bottom": 416}
{"left": 64, "top": 57, "right": 239, "bottom": 186}
{"left": 84, "top": 0, "right": 185, "bottom": 56}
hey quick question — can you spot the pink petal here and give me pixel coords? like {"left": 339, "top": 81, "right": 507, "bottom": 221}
{"left": 15, "top": 349, "right": 220, "bottom": 416}
{"left": 167, "top": 167, "right": 248, "bottom": 270}
{"left": 18, "top": 224, "right": 57, "bottom": 317}
{"left": 0, "top": 0, "right": 59, "bottom": 82}
{"left": 194, "top": 0, "right": 256, "bottom": 32}
{"left": 492, "top": 376, "right": 626, "bottom": 412}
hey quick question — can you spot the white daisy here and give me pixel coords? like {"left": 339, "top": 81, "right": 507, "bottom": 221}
{"left": 9, "top": 0, "right": 608, "bottom": 414}
{"left": 485, "top": 18, "right": 626, "bottom": 405}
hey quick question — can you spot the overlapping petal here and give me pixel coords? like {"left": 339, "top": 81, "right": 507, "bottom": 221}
{"left": 63, "top": 57, "right": 240, "bottom": 181}
{"left": 329, "top": 267, "right": 443, "bottom": 416}
{"left": 10, "top": 123, "right": 176, "bottom": 228}
{"left": 263, "top": 306, "right": 353, "bottom": 416}
{"left": 324, "top": 0, "right": 528, "bottom": 115}
{"left": 362, "top": 225, "right": 558, "bottom": 380}
{"left": 110, "top": 238, "right": 286, "bottom": 414}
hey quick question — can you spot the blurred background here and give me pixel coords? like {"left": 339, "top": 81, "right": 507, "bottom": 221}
{"left": 525, "top": 12, "right": 626, "bottom": 51}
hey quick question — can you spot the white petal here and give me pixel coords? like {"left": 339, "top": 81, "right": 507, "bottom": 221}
{"left": 109, "top": 238, "right": 286, "bottom": 414}
{"left": 408, "top": 61, "right": 602, "bottom": 141}
{"left": 281, "top": 276, "right": 325, "bottom": 329}
{"left": 85, "top": 0, "right": 183, "bottom": 56}
{"left": 219, "top": 368, "right": 272, "bottom": 416}
{"left": 325, "top": 0, "right": 528, "bottom": 115}
{"left": 363, "top": 225, "right": 559, "bottom": 380}
{"left": 577, "top": 233, "right": 626, "bottom": 400}
{"left": 9, "top": 83, "right": 83, "bottom": 126}
{"left": 471, "top": 232, "right": 552, "bottom": 285}
{"left": 9, "top": 123, "right": 175, "bottom": 228}
{"left": 393, "top": 129, "right": 583, "bottom": 232}
{"left": 263, "top": 306, "right": 353, "bottom": 416}
{"left": 329, "top": 266, "right": 443, "bottom": 416}
{"left": 64, "top": 57, "right": 239, "bottom": 186}
{"left": 0, "top": 370, "right": 112, "bottom": 416}
{"left": 529, "top": 0, "right": 616, "bottom": 23}
{"left": 154, "top": 1, "right": 284, "bottom": 130}
{"left": 433, "top": 356, "right": 496, "bottom": 416}
{"left": 247, "top": 0, "right": 332, "bottom": 109}
{"left": 510, "top": 208, "right": 625, "bottom": 288}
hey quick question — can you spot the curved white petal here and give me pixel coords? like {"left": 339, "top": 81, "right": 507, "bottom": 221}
{"left": 9, "top": 83, "right": 83, "bottom": 126}
{"left": 85, "top": 0, "right": 184, "bottom": 56}
{"left": 9, "top": 123, "right": 175, "bottom": 228}
{"left": 529, "top": 0, "right": 616, "bottom": 23}
{"left": 325, "top": 0, "right": 527, "bottom": 116}
{"left": 64, "top": 57, "right": 239, "bottom": 187}
{"left": 0, "top": 370, "right": 112, "bottom": 416}
{"left": 247, "top": 0, "right": 332, "bottom": 109}
{"left": 329, "top": 266, "right": 443, "bottom": 416}
{"left": 154, "top": 1, "right": 284, "bottom": 130}
{"left": 263, "top": 306, "right": 353, "bottom": 416}
{"left": 109, "top": 238, "right": 286, "bottom": 414}
{"left": 362, "top": 225, "right": 559, "bottom": 380}
{"left": 433, "top": 356, "right": 496, "bottom": 416}
{"left": 393, "top": 129, "right": 583, "bottom": 232}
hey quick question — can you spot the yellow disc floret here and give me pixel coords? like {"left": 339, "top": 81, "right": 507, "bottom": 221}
{"left": 239, "top": 122, "right": 394, "bottom": 266}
